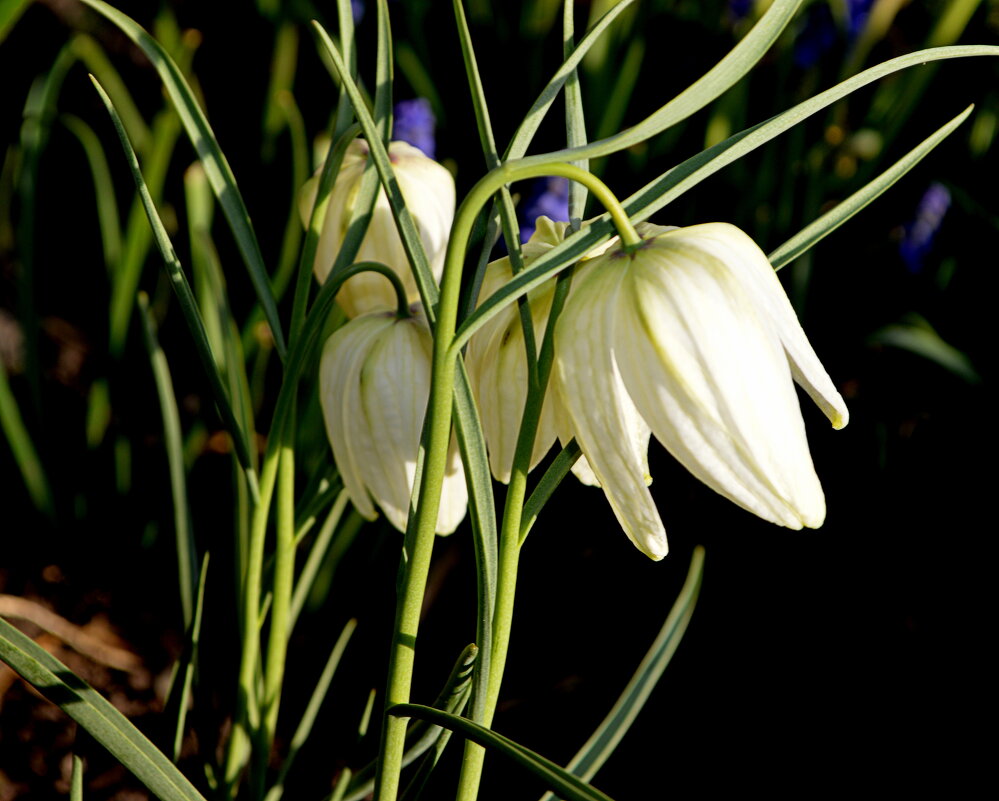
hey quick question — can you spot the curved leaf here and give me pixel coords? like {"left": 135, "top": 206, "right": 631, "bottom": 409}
{"left": 388, "top": 704, "right": 616, "bottom": 801}
{"left": 79, "top": 0, "right": 287, "bottom": 358}
{"left": 455, "top": 45, "right": 999, "bottom": 352}
{"left": 0, "top": 618, "right": 207, "bottom": 801}
{"left": 768, "top": 105, "right": 974, "bottom": 269}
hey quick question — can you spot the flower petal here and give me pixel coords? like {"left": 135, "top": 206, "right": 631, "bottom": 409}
{"left": 685, "top": 223, "right": 849, "bottom": 429}
{"left": 359, "top": 317, "right": 431, "bottom": 532}
{"left": 554, "top": 255, "right": 665, "bottom": 560}
{"left": 437, "top": 432, "right": 470, "bottom": 535}
{"left": 319, "top": 315, "right": 394, "bottom": 522}
{"left": 301, "top": 140, "right": 455, "bottom": 317}
{"left": 616, "top": 233, "right": 825, "bottom": 529}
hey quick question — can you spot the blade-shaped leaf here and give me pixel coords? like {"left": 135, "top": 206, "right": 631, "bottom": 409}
{"left": 768, "top": 105, "right": 973, "bottom": 269}
{"left": 388, "top": 704, "right": 617, "bottom": 801}
{"left": 509, "top": 0, "right": 802, "bottom": 164}
{"left": 455, "top": 45, "right": 999, "bottom": 353}
{"left": 539, "top": 547, "right": 705, "bottom": 798}
{"left": 79, "top": 0, "right": 287, "bottom": 358}
{"left": 92, "top": 77, "right": 259, "bottom": 488}
{"left": 0, "top": 618, "right": 207, "bottom": 801}
{"left": 137, "top": 292, "right": 196, "bottom": 629}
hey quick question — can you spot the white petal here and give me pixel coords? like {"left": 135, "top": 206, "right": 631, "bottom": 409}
{"left": 554, "top": 254, "right": 666, "bottom": 560}
{"left": 684, "top": 224, "right": 849, "bottom": 429}
{"left": 359, "top": 318, "right": 431, "bottom": 532}
{"left": 319, "top": 316, "right": 393, "bottom": 522}
{"left": 466, "top": 240, "right": 561, "bottom": 483}
{"left": 617, "top": 234, "right": 825, "bottom": 529}
{"left": 437, "top": 432, "right": 470, "bottom": 535}
{"left": 301, "top": 139, "right": 455, "bottom": 317}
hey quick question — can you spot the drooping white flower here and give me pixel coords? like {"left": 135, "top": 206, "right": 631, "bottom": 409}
{"left": 553, "top": 222, "right": 848, "bottom": 560}
{"left": 319, "top": 309, "right": 467, "bottom": 535}
{"left": 466, "top": 217, "right": 616, "bottom": 483}
{"left": 300, "top": 139, "right": 455, "bottom": 317}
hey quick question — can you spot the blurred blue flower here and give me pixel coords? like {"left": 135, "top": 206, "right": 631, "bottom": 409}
{"left": 845, "top": 0, "right": 874, "bottom": 39}
{"left": 794, "top": 3, "right": 837, "bottom": 68}
{"left": 900, "top": 182, "right": 951, "bottom": 274}
{"left": 393, "top": 98, "right": 436, "bottom": 159}
{"left": 727, "top": 0, "right": 753, "bottom": 23}
{"left": 352, "top": 0, "right": 364, "bottom": 23}
{"left": 519, "top": 177, "right": 569, "bottom": 243}
{"left": 794, "top": 0, "right": 874, "bottom": 67}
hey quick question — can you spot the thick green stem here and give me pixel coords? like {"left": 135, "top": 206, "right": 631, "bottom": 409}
{"left": 262, "top": 423, "right": 296, "bottom": 752}
{"left": 225, "top": 259, "right": 395, "bottom": 791}
{"left": 374, "top": 161, "right": 638, "bottom": 801}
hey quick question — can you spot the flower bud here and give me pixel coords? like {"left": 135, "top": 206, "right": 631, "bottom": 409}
{"left": 300, "top": 139, "right": 455, "bottom": 317}
{"left": 319, "top": 310, "right": 467, "bottom": 534}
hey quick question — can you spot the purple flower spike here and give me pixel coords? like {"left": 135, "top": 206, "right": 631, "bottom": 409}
{"left": 351, "top": 0, "right": 364, "bottom": 24}
{"left": 846, "top": 0, "right": 875, "bottom": 40}
{"left": 900, "top": 182, "right": 952, "bottom": 274}
{"left": 393, "top": 98, "right": 437, "bottom": 159}
{"left": 727, "top": 0, "right": 753, "bottom": 24}
{"left": 793, "top": 3, "right": 837, "bottom": 68}
{"left": 519, "top": 177, "right": 570, "bottom": 243}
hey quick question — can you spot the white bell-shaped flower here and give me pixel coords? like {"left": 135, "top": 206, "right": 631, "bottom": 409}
{"left": 553, "top": 222, "right": 848, "bottom": 560}
{"left": 319, "top": 310, "right": 467, "bottom": 535}
{"left": 466, "top": 217, "right": 617, "bottom": 483}
{"left": 300, "top": 139, "right": 455, "bottom": 317}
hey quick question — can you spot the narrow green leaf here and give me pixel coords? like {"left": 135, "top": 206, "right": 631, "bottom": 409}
{"left": 79, "top": 0, "right": 287, "bottom": 359}
{"left": 0, "top": 618, "right": 207, "bottom": 801}
{"left": 0, "top": 0, "right": 31, "bottom": 43}
{"left": 70, "top": 753, "right": 84, "bottom": 801}
{"left": 520, "top": 439, "right": 581, "bottom": 543}
{"left": 563, "top": 0, "right": 588, "bottom": 224}
{"left": 270, "top": 91, "right": 310, "bottom": 303}
{"left": 289, "top": 491, "right": 351, "bottom": 629}
{"left": 167, "top": 553, "right": 209, "bottom": 762}
{"left": 399, "top": 645, "right": 478, "bottom": 801}
{"left": 345, "top": 645, "right": 478, "bottom": 801}
{"left": 451, "top": 0, "right": 531, "bottom": 380}
{"left": 769, "top": 105, "right": 973, "bottom": 270}
{"left": 60, "top": 114, "right": 122, "bottom": 271}
{"left": 262, "top": 619, "right": 357, "bottom": 801}
{"left": 508, "top": 0, "right": 801, "bottom": 163}
{"left": 261, "top": 23, "right": 299, "bottom": 161}
{"left": 108, "top": 106, "right": 181, "bottom": 359}
{"left": 539, "top": 547, "right": 705, "bottom": 799}
{"left": 184, "top": 162, "right": 258, "bottom": 467}
{"left": 374, "top": 0, "right": 393, "bottom": 142}
{"left": 68, "top": 33, "right": 151, "bottom": 155}
{"left": 289, "top": 122, "right": 362, "bottom": 348}
{"left": 455, "top": 45, "right": 999, "bottom": 352}
{"left": 333, "top": 0, "right": 359, "bottom": 138}
{"left": 18, "top": 45, "right": 76, "bottom": 421}
{"left": 137, "top": 292, "right": 196, "bottom": 629}
{"left": 311, "top": 22, "right": 499, "bottom": 688}
{"left": 389, "top": 704, "right": 617, "bottom": 801}
{"left": 0, "top": 357, "right": 53, "bottom": 516}
{"left": 869, "top": 314, "right": 981, "bottom": 384}
{"left": 92, "top": 77, "right": 258, "bottom": 485}
{"left": 311, "top": 23, "right": 436, "bottom": 308}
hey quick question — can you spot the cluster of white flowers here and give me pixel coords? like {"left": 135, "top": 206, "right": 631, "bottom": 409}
{"left": 308, "top": 142, "right": 848, "bottom": 558}
{"left": 303, "top": 138, "right": 465, "bottom": 535}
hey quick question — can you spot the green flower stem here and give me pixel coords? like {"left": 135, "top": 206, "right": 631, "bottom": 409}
{"left": 225, "top": 260, "right": 410, "bottom": 790}
{"left": 374, "top": 162, "right": 638, "bottom": 801}
{"left": 262, "top": 426, "right": 297, "bottom": 765}
{"left": 454, "top": 244, "right": 575, "bottom": 801}
{"left": 225, "top": 446, "right": 280, "bottom": 790}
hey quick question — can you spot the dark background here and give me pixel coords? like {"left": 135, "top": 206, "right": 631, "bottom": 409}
{"left": 1, "top": 1, "right": 996, "bottom": 798}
